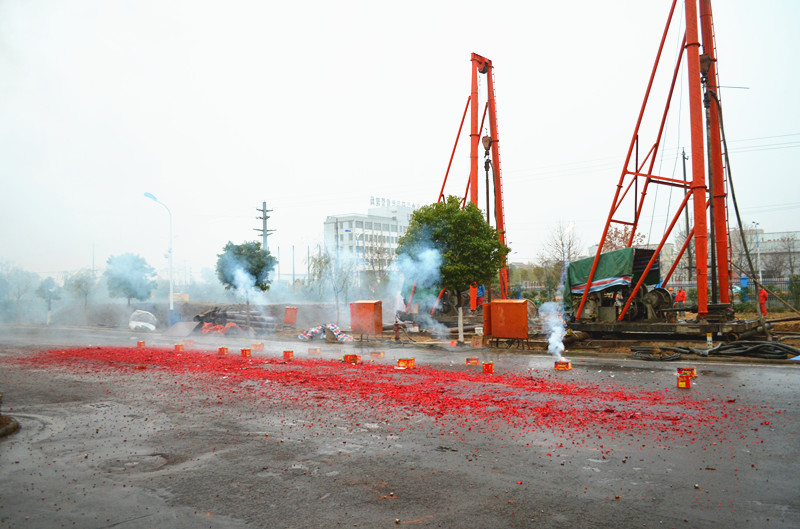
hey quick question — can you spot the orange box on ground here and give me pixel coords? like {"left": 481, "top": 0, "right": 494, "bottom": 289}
{"left": 482, "top": 301, "right": 493, "bottom": 337}
{"left": 137, "top": 340, "right": 145, "bottom": 348}
{"left": 218, "top": 346, "right": 228, "bottom": 355}
{"left": 343, "top": 354, "right": 361, "bottom": 364}
{"left": 252, "top": 343, "right": 264, "bottom": 352}
{"left": 677, "top": 375, "right": 691, "bottom": 389}
{"left": 283, "top": 350, "right": 294, "bottom": 361}
{"left": 241, "top": 348, "right": 251, "bottom": 358}
{"left": 486, "top": 299, "right": 529, "bottom": 339}
{"left": 397, "top": 358, "right": 415, "bottom": 369}
{"left": 482, "top": 362, "right": 494, "bottom": 374}
{"left": 284, "top": 306, "right": 298, "bottom": 325}
{"left": 555, "top": 360, "right": 572, "bottom": 370}
{"left": 350, "top": 300, "right": 383, "bottom": 335}
{"left": 466, "top": 357, "right": 479, "bottom": 366}
{"left": 677, "top": 367, "right": 697, "bottom": 378}
{"left": 174, "top": 344, "right": 184, "bottom": 352}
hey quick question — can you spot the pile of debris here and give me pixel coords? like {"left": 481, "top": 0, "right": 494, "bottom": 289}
{"left": 193, "top": 306, "right": 276, "bottom": 335}
{"left": 298, "top": 323, "right": 353, "bottom": 343}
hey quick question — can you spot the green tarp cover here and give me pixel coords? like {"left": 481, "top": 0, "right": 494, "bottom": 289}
{"left": 564, "top": 248, "right": 660, "bottom": 308}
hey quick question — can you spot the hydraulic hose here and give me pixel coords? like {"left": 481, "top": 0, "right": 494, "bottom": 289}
{"left": 632, "top": 341, "right": 800, "bottom": 360}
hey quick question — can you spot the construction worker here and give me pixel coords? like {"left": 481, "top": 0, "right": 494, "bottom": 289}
{"left": 675, "top": 287, "right": 687, "bottom": 317}
{"left": 759, "top": 288, "right": 769, "bottom": 316}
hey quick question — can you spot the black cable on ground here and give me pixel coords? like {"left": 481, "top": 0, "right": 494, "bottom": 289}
{"left": 631, "top": 341, "right": 800, "bottom": 361}
{"left": 631, "top": 346, "right": 685, "bottom": 361}
{"left": 705, "top": 341, "right": 800, "bottom": 360}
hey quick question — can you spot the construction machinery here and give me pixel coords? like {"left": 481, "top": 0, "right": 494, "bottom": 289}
{"left": 399, "top": 53, "right": 510, "bottom": 328}
{"left": 438, "top": 53, "right": 509, "bottom": 300}
{"left": 569, "top": 0, "right": 764, "bottom": 340}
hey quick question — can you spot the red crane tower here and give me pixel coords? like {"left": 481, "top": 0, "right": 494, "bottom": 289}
{"left": 438, "top": 53, "right": 509, "bottom": 299}
{"left": 575, "top": 0, "right": 732, "bottom": 322}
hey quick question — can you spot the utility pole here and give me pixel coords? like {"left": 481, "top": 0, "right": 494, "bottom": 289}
{"left": 254, "top": 202, "right": 275, "bottom": 252}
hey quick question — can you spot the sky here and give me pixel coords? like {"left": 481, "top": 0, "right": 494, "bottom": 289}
{"left": 1, "top": 0, "right": 798, "bottom": 283}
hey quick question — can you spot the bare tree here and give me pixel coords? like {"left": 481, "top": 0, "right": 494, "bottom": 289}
{"left": 65, "top": 269, "right": 96, "bottom": 325}
{"left": 363, "top": 244, "right": 393, "bottom": 287}
{"left": 5, "top": 267, "right": 39, "bottom": 323}
{"left": 601, "top": 226, "right": 646, "bottom": 253}
{"left": 762, "top": 252, "right": 787, "bottom": 279}
{"left": 671, "top": 225, "right": 695, "bottom": 282}
{"left": 540, "top": 220, "right": 584, "bottom": 265}
{"left": 729, "top": 227, "right": 759, "bottom": 278}
{"left": 309, "top": 246, "right": 357, "bottom": 324}
{"left": 778, "top": 236, "right": 798, "bottom": 276}
{"left": 536, "top": 221, "right": 584, "bottom": 301}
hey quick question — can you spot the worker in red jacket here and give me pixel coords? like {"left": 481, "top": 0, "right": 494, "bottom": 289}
{"left": 675, "top": 287, "right": 687, "bottom": 317}
{"left": 759, "top": 288, "right": 768, "bottom": 316}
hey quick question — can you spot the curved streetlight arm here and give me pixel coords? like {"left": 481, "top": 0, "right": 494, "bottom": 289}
{"left": 144, "top": 193, "right": 175, "bottom": 322}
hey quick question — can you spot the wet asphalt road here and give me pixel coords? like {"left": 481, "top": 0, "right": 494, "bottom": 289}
{"left": 1, "top": 325, "right": 798, "bottom": 528}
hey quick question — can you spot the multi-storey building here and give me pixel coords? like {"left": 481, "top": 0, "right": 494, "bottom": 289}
{"left": 323, "top": 198, "right": 419, "bottom": 282}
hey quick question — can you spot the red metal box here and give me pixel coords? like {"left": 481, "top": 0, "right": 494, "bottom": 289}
{"left": 350, "top": 300, "right": 383, "bottom": 335}
{"left": 487, "top": 299, "right": 529, "bottom": 339}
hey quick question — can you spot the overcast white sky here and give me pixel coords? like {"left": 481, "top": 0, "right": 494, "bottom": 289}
{"left": 1, "top": 0, "right": 798, "bottom": 282}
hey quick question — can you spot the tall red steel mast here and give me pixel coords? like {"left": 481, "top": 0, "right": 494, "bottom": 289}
{"left": 438, "top": 53, "right": 509, "bottom": 299}
{"left": 575, "top": 0, "right": 731, "bottom": 321}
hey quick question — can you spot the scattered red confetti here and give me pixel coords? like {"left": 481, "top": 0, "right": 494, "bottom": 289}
{"left": 3, "top": 346, "right": 774, "bottom": 444}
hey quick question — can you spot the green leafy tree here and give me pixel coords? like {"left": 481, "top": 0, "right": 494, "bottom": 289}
{"left": 104, "top": 254, "right": 157, "bottom": 306}
{"left": 216, "top": 241, "right": 277, "bottom": 294}
{"left": 396, "top": 195, "right": 510, "bottom": 307}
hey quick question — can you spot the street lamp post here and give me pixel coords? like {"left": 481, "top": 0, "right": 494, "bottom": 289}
{"left": 754, "top": 221, "right": 762, "bottom": 284}
{"left": 144, "top": 192, "right": 175, "bottom": 326}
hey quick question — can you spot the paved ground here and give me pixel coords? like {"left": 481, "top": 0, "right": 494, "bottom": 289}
{"left": 1, "top": 325, "right": 798, "bottom": 528}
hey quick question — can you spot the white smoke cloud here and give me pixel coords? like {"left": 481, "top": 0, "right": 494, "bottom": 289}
{"left": 395, "top": 247, "right": 442, "bottom": 288}
{"left": 540, "top": 301, "right": 567, "bottom": 361}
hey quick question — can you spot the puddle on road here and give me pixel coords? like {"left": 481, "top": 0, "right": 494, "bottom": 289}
{"left": 99, "top": 453, "right": 174, "bottom": 474}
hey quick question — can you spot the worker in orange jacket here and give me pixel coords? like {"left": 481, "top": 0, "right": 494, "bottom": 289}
{"left": 675, "top": 288, "right": 687, "bottom": 317}
{"left": 758, "top": 288, "right": 768, "bottom": 316}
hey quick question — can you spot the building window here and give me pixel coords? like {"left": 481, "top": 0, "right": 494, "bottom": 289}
{"left": 355, "top": 221, "right": 363, "bottom": 228}
{"left": 365, "top": 222, "right": 373, "bottom": 229}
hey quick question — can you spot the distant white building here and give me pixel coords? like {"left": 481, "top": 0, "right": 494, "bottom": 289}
{"left": 323, "top": 197, "right": 420, "bottom": 280}
{"left": 731, "top": 228, "right": 800, "bottom": 279}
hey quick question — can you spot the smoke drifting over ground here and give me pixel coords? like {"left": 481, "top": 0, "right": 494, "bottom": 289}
{"left": 389, "top": 247, "right": 447, "bottom": 336}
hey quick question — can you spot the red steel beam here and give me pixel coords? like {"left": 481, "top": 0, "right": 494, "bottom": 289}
{"left": 469, "top": 55, "right": 481, "bottom": 206}
{"left": 618, "top": 191, "right": 692, "bottom": 319}
{"left": 700, "top": 0, "right": 730, "bottom": 303}
{"left": 684, "top": 0, "right": 710, "bottom": 317}
{"left": 439, "top": 96, "right": 471, "bottom": 203}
